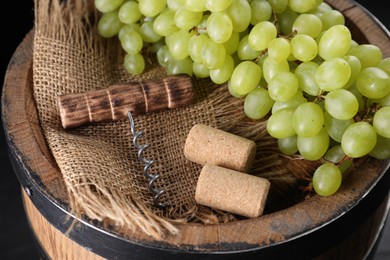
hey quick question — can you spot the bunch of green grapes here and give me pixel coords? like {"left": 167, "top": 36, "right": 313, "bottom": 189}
{"left": 95, "top": 0, "right": 390, "bottom": 197}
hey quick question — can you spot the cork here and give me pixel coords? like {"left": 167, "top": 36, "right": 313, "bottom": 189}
{"left": 195, "top": 164, "right": 270, "bottom": 218}
{"left": 184, "top": 124, "right": 257, "bottom": 172}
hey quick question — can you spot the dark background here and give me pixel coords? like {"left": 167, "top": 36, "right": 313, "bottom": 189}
{"left": 0, "top": 1, "right": 389, "bottom": 259}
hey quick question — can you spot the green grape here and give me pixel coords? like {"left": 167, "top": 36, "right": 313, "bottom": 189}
{"left": 292, "top": 102, "right": 324, "bottom": 137}
{"left": 166, "top": 29, "right": 193, "bottom": 60}
{"left": 268, "top": 38, "right": 291, "bottom": 63}
{"left": 98, "top": 11, "right": 123, "bottom": 38}
{"left": 250, "top": 0, "right": 272, "bottom": 25}
{"left": 223, "top": 32, "right": 239, "bottom": 55}
{"left": 373, "top": 107, "right": 390, "bottom": 138}
{"left": 294, "top": 61, "right": 320, "bottom": 96}
{"left": 205, "top": 0, "right": 233, "bottom": 12}
{"left": 139, "top": 0, "right": 167, "bottom": 17}
{"left": 188, "top": 34, "right": 209, "bottom": 64}
{"left": 320, "top": 10, "right": 345, "bottom": 31}
{"left": 120, "top": 29, "right": 143, "bottom": 54}
{"left": 356, "top": 67, "right": 390, "bottom": 99}
{"left": 342, "top": 55, "right": 361, "bottom": 89}
{"left": 201, "top": 39, "right": 226, "bottom": 70}
{"left": 167, "top": 56, "right": 193, "bottom": 76}
{"left": 174, "top": 7, "right": 202, "bottom": 30}
{"left": 268, "top": 72, "right": 299, "bottom": 102}
{"left": 297, "top": 127, "right": 329, "bottom": 161}
{"left": 318, "top": 25, "right": 351, "bottom": 60}
{"left": 193, "top": 62, "right": 210, "bottom": 78}
{"left": 369, "top": 135, "right": 390, "bottom": 160}
{"left": 347, "top": 44, "right": 382, "bottom": 69}
{"left": 244, "top": 87, "right": 275, "bottom": 120}
{"left": 316, "top": 58, "right": 351, "bottom": 91}
{"left": 156, "top": 45, "right": 172, "bottom": 67}
{"left": 206, "top": 12, "right": 233, "bottom": 43}
{"left": 292, "top": 14, "right": 322, "bottom": 38}
{"left": 268, "top": 0, "right": 288, "bottom": 14}
{"left": 185, "top": 0, "right": 207, "bottom": 12}
{"left": 372, "top": 92, "right": 390, "bottom": 107}
{"left": 124, "top": 53, "right": 145, "bottom": 75}
{"left": 167, "top": 0, "right": 185, "bottom": 11}
{"left": 325, "top": 89, "right": 359, "bottom": 120}
{"left": 262, "top": 56, "right": 290, "bottom": 83}
{"left": 308, "top": 1, "right": 332, "bottom": 16}
{"left": 277, "top": 7, "right": 298, "bottom": 35}
{"left": 377, "top": 57, "right": 390, "bottom": 75}
{"left": 323, "top": 111, "right": 354, "bottom": 143}
{"left": 237, "top": 35, "right": 261, "bottom": 61}
{"left": 225, "top": 0, "right": 251, "bottom": 33}
{"left": 290, "top": 34, "right": 318, "bottom": 62}
{"left": 118, "top": 23, "right": 140, "bottom": 41}
{"left": 288, "top": 0, "right": 317, "bottom": 13}
{"left": 341, "top": 121, "right": 377, "bottom": 158}
{"left": 210, "top": 55, "right": 235, "bottom": 84}
{"left": 348, "top": 85, "right": 366, "bottom": 112}
{"left": 278, "top": 135, "right": 298, "bottom": 155}
{"left": 230, "top": 61, "right": 262, "bottom": 96}
{"left": 266, "top": 107, "right": 296, "bottom": 138}
{"left": 118, "top": 1, "right": 142, "bottom": 24}
{"left": 139, "top": 21, "right": 162, "bottom": 43}
{"left": 248, "top": 21, "right": 277, "bottom": 51}
{"left": 324, "top": 145, "right": 345, "bottom": 164}
{"left": 312, "top": 163, "right": 342, "bottom": 196}
{"left": 272, "top": 91, "right": 307, "bottom": 113}
{"left": 153, "top": 9, "right": 179, "bottom": 37}
{"left": 95, "top": 0, "right": 124, "bottom": 13}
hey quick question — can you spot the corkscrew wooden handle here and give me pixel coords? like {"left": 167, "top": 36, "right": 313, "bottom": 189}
{"left": 58, "top": 75, "right": 194, "bottom": 129}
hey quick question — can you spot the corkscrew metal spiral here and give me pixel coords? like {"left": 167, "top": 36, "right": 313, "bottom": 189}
{"left": 128, "top": 111, "right": 169, "bottom": 209}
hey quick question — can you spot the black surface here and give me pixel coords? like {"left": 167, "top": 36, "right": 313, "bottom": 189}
{"left": 1, "top": 1, "right": 390, "bottom": 260}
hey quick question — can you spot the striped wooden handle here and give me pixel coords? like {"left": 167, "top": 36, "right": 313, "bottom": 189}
{"left": 58, "top": 75, "right": 194, "bottom": 129}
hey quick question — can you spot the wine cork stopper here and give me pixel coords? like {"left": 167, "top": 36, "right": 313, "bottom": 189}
{"left": 195, "top": 164, "right": 270, "bottom": 218}
{"left": 184, "top": 124, "right": 257, "bottom": 172}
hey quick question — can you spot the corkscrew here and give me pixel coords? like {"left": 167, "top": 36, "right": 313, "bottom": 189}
{"left": 128, "top": 111, "right": 169, "bottom": 209}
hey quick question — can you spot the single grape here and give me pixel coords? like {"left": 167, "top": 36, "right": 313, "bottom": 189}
{"left": 185, "top": 0, "right": 207, "bottom": 12}
{"left": 325, "top": 89, "right": 359, "bottom": 120}
{"left": 278, "top": 135, "right": 298, "bottom": 155}
{"left": 288, "top": 0, "right": 317, "bottom": 13}
{"left": 342, "top": 55, "right": 361, "bottom": 89}
{"left": 292, "top": 102, "right": 324, "bottom": 137}
{"left": 316, "top": 58, "right": 351, "bottom": 91}
{"left": 167, "top": 56, "right": 193, "bottom": 76}
{"left": 188, "top": 34, "right": 209, "bottom": 64}
{"left": 153, "top": 9, "right": 179, "bottom": 37}
{"left": 323, "top": 111, "right": 354, "bottom": 143}
{"left": 348, "top": 44, "right": 382, "bottom": 69}
{"left": 268, "top": 0, "right": 288, "bottom": 14}
{"left": 268, "top": 38, "right": 291, "bottom": 63}
{"left": 166, "top": 29, "right": 193, "bottom": 60}
{"left": 250, "top": 0, "right": 272, "bottom": 25}
{"left": 248, "top": 21, "right": 277, "bottom": 51}
{"left": 320, "top": 10, "right": 345, "bottom": 31}
{"left": 292, "top": 14, "right": 322, "bottom": 38}
{"left": 369, "top": 135, "right": 390, "bottom": 160}
{"left": 124, "top": 53, "right": 145, "bottom": 75}
{"left": 277, "top": 7, "right": 298, "bottom": 35}
{"left": 312, "top": 163, "right": 342, "bottom": 196}
{"left": 206, "top": 12, "right": 233, "bottom": 43}
{"left": 223, "top": 32, "right": 240, "bottom": 56}
{"left": 230, "top": 61, "right": 262, "bottom": 96}
{"left": 297, "top": 127, "right": 330, "bottom": 161}
{"left": 193, "top": 62, "right": 210, "bottom": 78}
{"left": 262, "top": 56, "right": 290, "bottom": 83}
{"left": 294, "top": 61, "right": 320, "bottom": 96}
{"left": 156, "top": 45, "right": 172, "bottom": 67}
{"left": 138, "top": 0, "right": 167, "bottom": 17}
{"left": 205, "top": 0, "right": 233, "bottom": 12}
{"left": 95, "top": 0, "right": 124, "bottom": 13}
{"left": 356, "top": 67, "right": 390, "bottom": 99}
{"left": 120, "top": 29, "right": 143, "bottom": 54}
{"left": 341, "top": 121, "right": 377, "bottom": 158}
{"left": 244, "top": 87, "right": 274, "bottom": 120}
{"left": 209, "top": 55, "right": 235, "bottom": 84}
{"left": 201, "top": 39, "right": 226, "bottom": 70}
{"left": 373, "top": 107, "right": 390, "bottom": 138}
{"left": 174, "top": 7, "right": 202, "bottom": 31}
{"left": 290, "top": 34, "right": 318, "bottom": 62}
{"left": 167, "top": 0, "right": 185, "bottom": 11}
{"left": 98, "top": 11, "right": 123, "bottom": 38}
{"left": 377, "top": 57, "right": 390, "bottom": 75}
{"left": 225, "top": 0, "right": 251, "bottom": 33}
{"left": 272, "top": 91, "right": 307, "bottom": 113}
{"left": 268, "top": 72, "right": 299, "bottom": 102}
{"left": 318, "top": 25, "right": 351, "bottom": 60}
{"left": 237, "top": 35, "right": 261, "bottom": 61}
{"left": 267, "top": 107, "right": 296, "bottom": 138}
{"left": 324, "top": 145, "right": 346, "bottom": 164}
{"left": 118, "top": 1, "right": 142, "bottom": 24}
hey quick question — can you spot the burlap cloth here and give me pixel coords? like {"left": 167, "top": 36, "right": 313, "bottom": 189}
{"left": 32, "top": 0, "right": 316, "bottom": 238}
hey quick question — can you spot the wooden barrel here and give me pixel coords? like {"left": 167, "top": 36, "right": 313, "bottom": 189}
{"left": 2, "top": 1, "right": 390, "bottom": 259}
